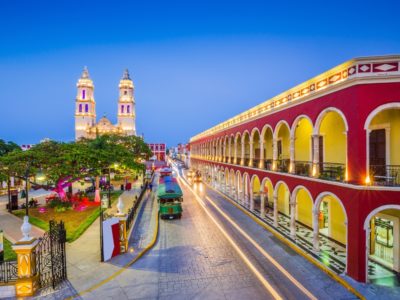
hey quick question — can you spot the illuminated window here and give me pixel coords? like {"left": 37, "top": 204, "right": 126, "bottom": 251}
{"left": 121, "top": 105, "right": 124, "bottom": 113}
{"left": 79, "top": 104, "right": 82, "bottom": 112}
{"left": 124, "top": 90, "right": 127, "bottom": 95}
{"left": 82, "top": 89, "right": 86, "bottom": 99}
{"left": 85, "top": 104, "right": 89, "bottom": 113}
{"left": 127, "top": 105, "right": 130, "bottom": 113}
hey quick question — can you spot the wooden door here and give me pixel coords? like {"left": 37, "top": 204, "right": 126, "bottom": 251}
{"left": 369, "top": 129, "right": 386, "bottom": 176}
{"left": 277, "top": 140, "right": 282, "bottom": 158}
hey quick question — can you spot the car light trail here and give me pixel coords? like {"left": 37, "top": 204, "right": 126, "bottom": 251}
{"left": 178, "top": 177, "right": 283, "bottom": 300}
{"left": 203, "top": 195, "right": 317, "bottom": 300}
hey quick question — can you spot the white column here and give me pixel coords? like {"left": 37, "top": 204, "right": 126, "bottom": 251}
{"left": 234, "top": 140, "right": 238, "bottom": 164}
{"left": 273, "top": 194, "right": 278, "bottom": 227}
{"left": 241, "top": 140, "right": 245, "bottom": 165}
{"left": 312, "top": 208, "right": 320, "bottom": 252}
{"left": 228, "top": 140, "right": 232, "bottom": 163}
{"left": 312, "top": 134, "right": 320, "bottom": 177}
{"left": 260, "top": 194, "right": 265, "bottom": 218}
{"left": 290, "top": 197, "right": 296, "bottom": 238}
{"left": 259, "top": 141, "right": 265, "bottom": 169}
{"left": 290, "top": 137, "right": 295, "bottom": 174}
{"left": 249, "top": 141, "right": 254, "bottom": 167}
{"left": 273, "top": 138, "right": 278, "bottom": 170}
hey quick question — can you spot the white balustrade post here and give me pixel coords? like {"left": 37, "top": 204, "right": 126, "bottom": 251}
{"left": 290, "top": 197, "right": 296, "bottom": 238}
{"left": 312, "top": 208, "right": 320, "bottom": 252}
{"left": 273, "top": 194, "right": 278, "bottom": 227}
{"left": 260, "top": 194, "right": 265, "bottom": 218}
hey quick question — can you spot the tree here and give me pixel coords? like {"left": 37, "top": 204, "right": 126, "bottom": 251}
{"left": 0, "top": 134, "right": 152, "bottom": 200}
{"left": 0, "top": 139, "right": 21, "bottom": 182}
{"left": 0, "top": 139, "right": 20, "bottom": 157}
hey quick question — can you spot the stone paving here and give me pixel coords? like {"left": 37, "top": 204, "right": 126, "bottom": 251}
{"left": 80, "top": 174, "right": 269, "bottom": 300}
{"left": 0, "top": 190, "right": 49, "bottom": 243}
{"left": 33, "top": 181, "right": 148, "bottom": 299}
{"left": 217, "top": 183, "right": 398, "bottom": 286}
{"left": 210, "top": 183, "right": 400, "bottom": 299}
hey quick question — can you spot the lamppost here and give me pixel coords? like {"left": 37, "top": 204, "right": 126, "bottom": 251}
{"left": 24, "top": 161, "right": 32, "bottom": 216}
{"left": 100, "top": 198, "right": 104, "bottom": 262}
{"left": 108, "top": 168, "right": 111, "bottom": 209}
{"left": 7, "top": 175, "right": 11, "bottom": 213}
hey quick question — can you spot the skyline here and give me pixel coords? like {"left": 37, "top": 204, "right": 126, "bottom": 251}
{"left": 1, "top": 0, "right": 400, "bottom": 146}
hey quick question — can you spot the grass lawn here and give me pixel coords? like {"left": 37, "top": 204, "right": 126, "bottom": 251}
{"left": 13, "top": 191, "right": 123, "bottom": 243}
{"left": 3, "top": 238, "right": 17, "bottom": 261}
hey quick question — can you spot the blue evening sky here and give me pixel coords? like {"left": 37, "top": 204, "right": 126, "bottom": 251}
{"left": 0, "top": 0, "right": 399, "bottom": 147}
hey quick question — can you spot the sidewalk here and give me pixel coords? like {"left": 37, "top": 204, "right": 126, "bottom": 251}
{"left": 0, "top": 190, "right": 49, "bottom": 243}
{"left": 34, "top": 179, "right": 158, "bottom": 299}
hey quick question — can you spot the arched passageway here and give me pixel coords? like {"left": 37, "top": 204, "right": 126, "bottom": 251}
{"left": 365, "top": 104, "right": 400, "bottom": 186}
{"left": 315, "top": 109, "right": 348, "bottom": 181}
{"left": 365, "top": 206, "right": 400, "bottom": 286}
{"left": 293, "top": 116, "right": 313, "bottom": 176}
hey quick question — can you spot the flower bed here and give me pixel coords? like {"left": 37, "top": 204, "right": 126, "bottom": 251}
{"left": 14, "top": 191, "right": 123, "bottom": 242}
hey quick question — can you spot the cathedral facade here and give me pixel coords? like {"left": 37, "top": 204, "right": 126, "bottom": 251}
{"left": 74, "top": 67, "right": 136, "bottom": 140}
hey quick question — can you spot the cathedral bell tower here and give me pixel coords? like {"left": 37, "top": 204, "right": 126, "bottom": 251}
{"left": 75, "top": 67, "right": 96, "bottom": 140}
{"left": 117, "top": 69, "right": 136, "bottom": 136}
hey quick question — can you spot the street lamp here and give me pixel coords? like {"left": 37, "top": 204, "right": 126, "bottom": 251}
{"left": 24, "top": 161, "right": 32, "bottom": 216}
{"left": 108, "top": 168, "right": 111, "bottom": 208}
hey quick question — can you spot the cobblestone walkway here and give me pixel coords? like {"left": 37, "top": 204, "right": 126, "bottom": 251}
{"left": 217, "top": 185, "right": 399, "bottom": 287}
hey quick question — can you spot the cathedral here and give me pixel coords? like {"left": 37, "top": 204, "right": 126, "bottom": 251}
{"left": 74, "top": 67, "right": 136, "bottom": 140}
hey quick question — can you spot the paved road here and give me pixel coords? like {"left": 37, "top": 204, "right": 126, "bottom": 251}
{"left": 79, "top": 163, "right": 356, "bottom": 300}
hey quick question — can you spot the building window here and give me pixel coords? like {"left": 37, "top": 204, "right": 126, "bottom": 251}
{"left": 82, "top": 89, "right": 86, "bottom": 99}
{"left": 121, "top": 105, "right": 124, "bottom": 113}
{"left": 127, "top": 105, "right": 130, "bottom": 113}
{"left": 79, "top": 104, "right": 82, "bottom": 113}
{"left": 85, "top": 104, "right": 89, "bottom": 113}
{"left": 124, "top": 90, "right": 127, "bottom": 95}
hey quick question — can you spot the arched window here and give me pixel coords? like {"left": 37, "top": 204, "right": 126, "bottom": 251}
{"left": 127, "top": 105, "right": 130, "bottom": 113}
{"left": 79, "top": 104, "right": 82, "bottom": 113}
{"left": 121, "top": 105, "right": 125, "bottom": 113}
{"left": 82, "top": 89, "right": 86, "bottom": 99}
{"left": 124, "top": 90, "right": 127, "bottom": 95}
{"left": 85, "top": 104, "right": 89, "bottom": 113}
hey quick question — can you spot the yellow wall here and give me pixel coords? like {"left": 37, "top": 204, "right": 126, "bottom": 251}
{"left": 370, "top": 109, "right": 400, "bottom": 165}
{"left": 244, "top": 134, "right": 250, "bottom": 156}
{"left": 320, "top": 112, "right": 346, "bottom": 164}
{"left": 328, "top": 196, "right": 347, "bottom": 245}
{"left": 295, "top": 119, "right": 313, "bottom": 161}
{"left": 264, "top": 130, "right": 273, "bottom": 159}
{"left": 277, "top": 184, "right": 290, "bottom": 215}
{"left": 263, "top": 180, "right": 274, "bottom": 206}
{"left": 253, "top": 133, "right": 260, "bottom": 158}
{"left": 278, "top": 125, "right": 290, "bottom": 158}
{"left": 296, "top": 189, "right": 313, "bottom": 227}
{"left": 252, "top": 177, "right": 260, "bottom": 194}
{"left": 236, "top": 136, "right": 242, "bottom": 157}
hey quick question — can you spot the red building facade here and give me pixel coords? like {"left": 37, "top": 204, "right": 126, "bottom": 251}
{"left": 148, "top": 143, "right": 166, "bottom": 161}
{"left": 189, "top": 55, "right": 400, "bottom": 284}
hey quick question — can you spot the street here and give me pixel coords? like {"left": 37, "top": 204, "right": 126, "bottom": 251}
{"left": 80, "top": 162, "right": 356, "bottom": 300}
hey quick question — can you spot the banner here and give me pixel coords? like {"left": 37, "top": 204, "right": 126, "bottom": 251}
{"left": 102, "top": 217, "right": 120, "bottom": 261}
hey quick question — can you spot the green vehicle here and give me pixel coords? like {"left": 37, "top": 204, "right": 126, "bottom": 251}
{"left": 158, "top": 176, "right": 183, "bottom": 219}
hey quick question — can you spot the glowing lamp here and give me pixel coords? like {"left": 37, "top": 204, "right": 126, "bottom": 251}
{"left": 36, "top": 170, "right": 46, "bottom": 183}
{"left": 365, "top": 175, "right": 371, "bottom": 185}
{"left": 312, "top": 165, "right": 317, "bottom": 177}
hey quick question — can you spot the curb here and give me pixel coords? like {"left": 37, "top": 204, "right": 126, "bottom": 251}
{"left": 126, "top": 189, "right": 150, "bottom": 241}
{"left": 205, "top": 182, "right": 365, "bottom": 300}
{"left": 66, "top": 202, "right": 160, "bottom": 299}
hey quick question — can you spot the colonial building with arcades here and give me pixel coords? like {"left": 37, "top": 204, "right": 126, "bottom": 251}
{"left": 189, "top": 55, "right": 400, "bottom": 285}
